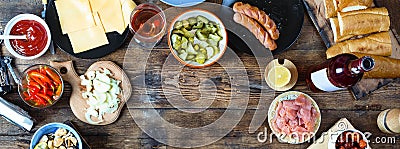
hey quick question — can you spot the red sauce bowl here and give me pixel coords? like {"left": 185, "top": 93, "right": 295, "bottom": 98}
{"left": 4, "top": 14, "right": 51, "bottom": 59}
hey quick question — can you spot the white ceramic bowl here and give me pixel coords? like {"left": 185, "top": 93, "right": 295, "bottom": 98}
{"left": 168, "top": 9, "right": 227, "bottom": 68}
{"left": 4, "top": 14, "right": 51, "bottom": 60}
{"left": 328, "top": 129, "right": 371, "bottom": 149}
{"left": 267, "top": 91, "right": 321, "bottom": 144}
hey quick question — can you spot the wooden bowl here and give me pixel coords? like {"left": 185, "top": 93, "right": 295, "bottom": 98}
{"left": 50, "top": 61, "right": 132, "bottom": 125}
{"left": 168, "top": 9, "right": 227, "bottom": 68}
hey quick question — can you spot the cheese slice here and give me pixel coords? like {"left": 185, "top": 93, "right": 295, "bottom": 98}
{"left": 97, "top": 0, "right": 125, "bottom": 34}
{"left": 120, "top": 0, "right": 137, "bottom": 30}
{"left": 93, "top": 12, "right": 105, "bottom": 32}
{"left": 88, "top": 0, "right": 107, "bottom": 12}
{"left": 68, "top": 25, "right": 109, "bottom": 53}
{"left": 55, "top": 0, "right": 96, "bottom": 34}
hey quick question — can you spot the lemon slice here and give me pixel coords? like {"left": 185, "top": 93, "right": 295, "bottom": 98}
{"left": 267, "top": 66, "right": 291, "bottom": 88}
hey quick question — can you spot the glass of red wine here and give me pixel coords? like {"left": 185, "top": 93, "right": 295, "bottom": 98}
{"left": 129, "top": 3, "right": 166, "bottom": 48}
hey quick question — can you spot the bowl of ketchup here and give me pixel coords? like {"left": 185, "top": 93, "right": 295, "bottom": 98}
{"left": 4, "top": 14, "right": 51, "bottom": 60}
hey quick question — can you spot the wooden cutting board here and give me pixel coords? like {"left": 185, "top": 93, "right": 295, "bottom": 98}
{"left": 50, "top": 61, "right": 132, "bottom": 125}
{"left": 302, "top": 0, "right": 400, "bottom": 100}
{"left": 307, "top": 118, "right": 355, "bottom": 149}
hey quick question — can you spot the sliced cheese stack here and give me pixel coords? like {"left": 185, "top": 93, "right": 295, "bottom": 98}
{"left": 55, "top": 0, "right": 136, "bottom": 53}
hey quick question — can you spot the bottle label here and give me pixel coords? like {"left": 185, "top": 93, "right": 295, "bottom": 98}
{"left": 311, "top": 68, "right": 344, "bottom": 92}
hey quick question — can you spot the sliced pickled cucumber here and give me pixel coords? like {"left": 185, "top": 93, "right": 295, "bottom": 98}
{"left": 181, "top": 37, "right": 188, "bottom": 49}
{"left": 207, "top": 38, "right": 218, "bottom": 46}
{"left": 186, "top": 43, "right": 197, "bottom": 55}
{"left": 209, "top": 21, "right": 217, "bottom": 26}
{"left": 189, "top": 37, "right": 194, "bottom": 44}
{"left": 174, "top": 21, "right": 183, "bottom": 29}
{"left": 187, "top": 54, "right": 195, "bottom": 60}
{"left": 194, "top": 44, "right": 200, "bottom": 51}
{"left": 178, "top": 49, "right": 185, "bottom": 54}
{"left": 188, "top": 17, "right": 197, "bottom": 26}
{"left": 196, "top": 30, "right": 207, "bottom": 41}
{"left": 212, "top": 46, "right": 220, "bottom": 56}
{"left": 195, "top": 53, "right": 206, "bottom": 64}
{"left": 178, "top": 52, "right": 188, "bottom": 60}
{"left": 181, "top": 28, "right": 194, "bottom": 38}
{"left": 201, "top": 25, "right": 212, "bottom": 34}
{"left": 197, "top": 15, "right": 209, "bottom": 24}
{"left": 171, "top": 34, "right": 181, "bottom": 44}
{"left": 200, "top": 48, "right": 207, "bottom": 55}
{"left": 206, "top": 47, "right": 214, "bottom": 59}
{"left": 197, "top": 40, "right": 209, "bottom": 48}
{"left": 172, "top": 29, "right": 184, "bottom": 35}
{"left": 182, "top": 20, "right": 190, "bottom": 29}
{"left": 216, "top": 25, "right": 223, "bottom": 37}
{"left": 209, "top": 34, "right": 221, "bottom": 42}
{"left": 211, "top": 27, "right": 217, "bottom": 34}
{"left": 173, "top": 40, "right": 181, "bottom": 50}
{"left": 192, "top": 22, "right": 204, "bottom": 29}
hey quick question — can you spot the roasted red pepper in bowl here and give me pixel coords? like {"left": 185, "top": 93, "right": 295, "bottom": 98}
{"left": 18, "top": 64, "right": 63, "bottom": 108}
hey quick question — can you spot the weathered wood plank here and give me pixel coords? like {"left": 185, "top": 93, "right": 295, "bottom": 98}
{"left": 1, "top": 107, "right": 399, "bottom": 148}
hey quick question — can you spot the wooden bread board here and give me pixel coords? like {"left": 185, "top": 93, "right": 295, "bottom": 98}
{"left": 307, "top": 118, "right": 355, "bottom": 149}
{"left": 50, "top": 61, "right": 132, "bottom": 125}
{"left": 302, "top": 0, "right": 400, "bottom": 100}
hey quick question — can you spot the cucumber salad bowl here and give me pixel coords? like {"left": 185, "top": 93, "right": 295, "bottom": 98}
{"left": 168, "top": 9, "right": 227, "bottom": 68}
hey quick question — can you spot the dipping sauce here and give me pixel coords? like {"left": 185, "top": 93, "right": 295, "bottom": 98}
{"left": 10, "top": 20, "right": 48, "bottom": 56}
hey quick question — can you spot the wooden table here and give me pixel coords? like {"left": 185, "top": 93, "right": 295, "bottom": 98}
{"left": 1, "top": 0, "right": 399, "bottom": 148}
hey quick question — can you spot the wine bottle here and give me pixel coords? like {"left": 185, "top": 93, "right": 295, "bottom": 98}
{"left": 306, "top": 53, "right": 375, "bottom": 92}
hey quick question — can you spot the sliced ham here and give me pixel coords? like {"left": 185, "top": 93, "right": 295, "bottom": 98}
{"left": 271, "top": 119, "right": 281, "bottom": 133}
{"left": 282, "top": 100, "right": 300, "bottom": 110}
{"left": 279, "top": 106, "right": 286, "bottom": 117}
{"left": 271, "top": 94, "right": 319, "bottom": 139}
{"left": 281, "top": 124, "right": 291, "bottom": 135}
{"left": 289, "top": 119, "right": 299, "bottom": 127}
{"left": 286, "top": 109, "right": 297, "bottom": 120}
{"left": 299, "top": 108, "right": 312, "bottom": 122}
{"left": 295, "top": 94, "right": 312, "bottom": 110}
{"left": 294, "top": 126, "right": 308, "bottom": 132}
{"left": 276, "top": 101, "right": 283, "bottom": 112}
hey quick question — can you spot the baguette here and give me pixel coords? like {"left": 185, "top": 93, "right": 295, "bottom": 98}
{"left": 337, "top": 0, "right": 373, "bottom": 12}
{"left": 233, "top": 2, "right": 280, "bottom": 40}
{"left": 338, "top": 7, "right": 390, "bottom": 36}
{"left": 324, "top": 0, "right": 336, "bottom": 18}
{"left": 330, "top": 17, "right": 354, "bottom": 42}
{"left": 233, "top": 13, "right": 277, "bottom": 50}
{"left": 326, "top": 32, "right": 392, "bottom": 58}
{"left": 352, "top": 53, "right": 400, "bottom": 78}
